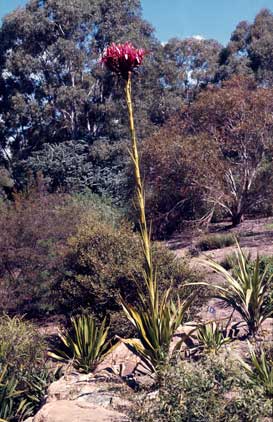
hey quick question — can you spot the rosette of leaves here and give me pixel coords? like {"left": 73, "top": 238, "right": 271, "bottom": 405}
{"left": 49, "top": 315, "right": 117, "bottom": 373}
{"left": 195, "top": 242, "right": 273, "bottom": 336}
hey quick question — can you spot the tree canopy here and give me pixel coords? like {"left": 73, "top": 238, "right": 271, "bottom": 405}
{"left": 218, "top": 9, "right": 273, "bottom": 85}
{"left": 0, "top": 0, "right": 167, "bottom": 191}
{"left": 142, "top": 75, "right": 273, "bottom": 235}
{"left": 1, "top": 2, "right": 273, "bottom": 232}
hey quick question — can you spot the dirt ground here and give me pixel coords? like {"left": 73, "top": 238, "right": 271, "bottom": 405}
{"left": 167, "top": 216, "right": 273, "bottom": 259}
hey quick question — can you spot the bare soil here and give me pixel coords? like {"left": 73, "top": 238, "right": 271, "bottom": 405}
{"left": 167, "top": 216, "right": 273, "bottom": 259}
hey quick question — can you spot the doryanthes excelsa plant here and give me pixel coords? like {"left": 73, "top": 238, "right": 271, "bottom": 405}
{"left": 101, "top": 42, "right": 193, "bottom": 375}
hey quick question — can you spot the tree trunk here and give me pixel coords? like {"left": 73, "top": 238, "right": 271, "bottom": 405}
{"left": 231, "top": 211, "right": 244, "bottom": 226}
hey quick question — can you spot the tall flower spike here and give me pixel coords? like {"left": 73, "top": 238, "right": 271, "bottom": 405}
{"left": 101, "top": 43, "right": 191, "bottom": 373}
{"left": 101, "top": 41, "right": 152, "bottom": 294}
{"left": 100, "top": 42, "right": 147, "bottom": 80}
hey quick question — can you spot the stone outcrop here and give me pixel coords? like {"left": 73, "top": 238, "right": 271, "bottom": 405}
{"left": 46, "top": 371, "right": 132, "bottom": 411}
{"left": 25, "top": 351, "right": 135, "bottom": 422}
{"left": 32, "top": 400, "right": 129, "bottom": 422}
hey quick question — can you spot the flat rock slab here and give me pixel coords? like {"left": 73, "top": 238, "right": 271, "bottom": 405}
{"left": 33, "top": 400, "right": 129, "bottom": 422}
{"left": 47, "top": 372, "right": 132, "bottom": 412}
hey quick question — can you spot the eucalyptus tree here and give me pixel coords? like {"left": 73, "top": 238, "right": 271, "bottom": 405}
{"left": 0, "top": 0, "right": 166, "bottom": 192}
{"left": 141, "top": 76, "right": 273, "bottom": 232}
{"left": 162, "top": 36, "right": 222, "bottom": 101}
{"left": 218, "top": 8, "right": 273, "bottom": 86}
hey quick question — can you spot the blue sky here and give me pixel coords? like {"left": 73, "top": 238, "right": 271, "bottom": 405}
{"left": 1, "top": 0, "right": 273, "bottom": 45}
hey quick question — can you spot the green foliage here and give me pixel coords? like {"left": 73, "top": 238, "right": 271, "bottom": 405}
{"left": 221, "top": 253, "right": 273, "bottom": 314}
{"left": 162, "top": 37, "right": 222, "bottom": 100}
{"left": 49, "top": 315, "right": 116, "bottom": 373}
{"left": 245, "top": 255, "right": 273, "bottom": 317}
{"left": 0, "top": 185, "right": 128, "bottom": 317}
{"left": 26, "top": 140, "right": 96, "bottom": 193}
{"left": 60, "top": 213, "right": 142, "bottom": 314}
{"left": 240, "top": 342, "right": 273, "bottom": 397}
{"left": 140, "top": 131, "right": 209, "bottom": 239}
{"left": 196, "top": 233, "right": 236, "bottom": 251}
{"left": 0, "top": 187, "right": 199, "bottom": 326}
{"left": 27, "top": 138, "right": 129, "bottom": 199}
{"left": 198, "top": 244, "right": 273, "bottom": 335}
{"left": 265, "top": 223, "right": 273, "bottom": 230}
{"left": 0, "top": 0, "right": 174, "bottom": 194}
{"left": 60, "top": 214, "right": 200, "bottom": 335}
{"left": 220, "top": 251, "right": 241, "bottom": 270}
{"left": 131, "top": 356, "right": 273, "bottom": 422}
{"left": 0, "top": 366, "right": 21, "bottom": 422}
{"left": 194, "top": 321, "right": 232, "bottom": 354}
{"left": 121, "top": 287, "right": 193, "bottom": 373}
{"left": 218, "top": 9, "right": 273, "bottom": 85}
{"left": 71, "top": 189, "right": 126, "bottom": 227}
{"left": 1, "top": 2, "right": 273, "bottom": 217}
{"left": 17, "top": 368, "right": 58, "bottom": 421}
{"left": 0, "top": 316, "right": 50, "bottom": 421}
{"left": 144, "top": 75, "right": 273, "bottom": 234}
{"left": 0, "top": 315, "right": 46, "bottom": 375}
{"left": 0, "top": 367, "right": 57, "bottom": 422}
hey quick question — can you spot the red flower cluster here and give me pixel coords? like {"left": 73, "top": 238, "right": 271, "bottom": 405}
{"left": 100, "top": 42, "right": 147, "bottom": 79}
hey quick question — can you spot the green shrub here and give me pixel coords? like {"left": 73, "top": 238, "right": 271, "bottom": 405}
{"left": 196, "top": 233, "right": 236, "bottom": 251}
{"left": 131, "top": 356, "right": 273, "bottom": 422}
{"left": 220, "top": 252, "right": 239, "bottom": 270}
{"left": 17, "top": 368, "right": 57, "bottom": 420}
{"left": 71, "top": 190, "right": 125, "bottom": 227}
{"left": 246, "top": 256, "right": 273, "bottom": 317}
{"left": 0, "top": 187, "right": 201, "bottom": 325}
{"left": 220, "top": 250, "right": 252, "bottom": 271}
{"left": 0, "top": 315, "right": 50, "bottom": 421}
{"left": 60, "top": 215, "right": 201, "bottom": 336}
{"left": 220, "top": 253, "right": 273, "bottom": 316}
{"left": 0, "top": 186, "right": 127, "bottom": 317}
{"left": 121, "top": 287, "right": 193, "bottom": 374}
{"left": 0, "top": 315, "right": 46, "bottom": 375}
{"left": 0, "top": 190, "right": 80, "bottom": 316}
{"left": 59, "top": 214, "right": 142, "bottom": 317}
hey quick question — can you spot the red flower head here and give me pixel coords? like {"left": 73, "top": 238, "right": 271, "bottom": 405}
{"left": 100, "top": 42, "right": 147, "bottom": 79}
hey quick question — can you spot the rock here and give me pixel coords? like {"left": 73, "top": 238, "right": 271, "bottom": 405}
{"left": 32, "top": 348, "right": 138, "bottom": 422}
{"left": 96, "top": 342, "right": 140, "bottom": 377}
{"left": 47, "top": 372, "right": 132, "bottom": 412}
{"left": 33, "top": 401, "right": 129, "bottom": 422}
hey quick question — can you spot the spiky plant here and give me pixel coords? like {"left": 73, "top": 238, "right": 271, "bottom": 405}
{"left": 49, "top": 315, "right": 117, "bottom": 373}
{"left": 16, "top": 368, "right": 60, "bottom": 420}
{"left": 0, "top": 366, "right": 22, "bottom": 422}
{"left": 240, "top": 342, "right": 273, "bottom": 397}
{"left": 196, "top": 242, "right": 273, "bottom": 336}
{"left": 121, "top": 288, "right": 193, "bottom": 372}
{"left": 194, "top": 321, "right": 231, "bottom": 354}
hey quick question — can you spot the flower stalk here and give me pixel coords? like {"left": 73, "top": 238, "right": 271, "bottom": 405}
{"left": 100, "top": 41, "right": 154, "bottom": 300}
{"left": 101, "top": 42, "right": 193, "bottom": 373}
{"left": 125, "top": 71, "right": 153, "bottom": 295}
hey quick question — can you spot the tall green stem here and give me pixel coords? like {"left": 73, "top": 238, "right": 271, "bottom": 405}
{"left": 125, "top": 72, "right": 155, "bottom": 305}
